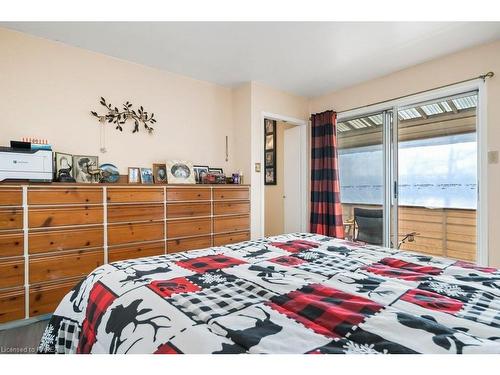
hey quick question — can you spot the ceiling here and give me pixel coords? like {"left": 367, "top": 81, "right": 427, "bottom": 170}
{"left": 2, "top": 22, "right": 500, "bottom": 97}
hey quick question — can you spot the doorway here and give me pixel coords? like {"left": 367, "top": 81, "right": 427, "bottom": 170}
{"left": 263, "top": 116, "right": 307, "bottom": 236}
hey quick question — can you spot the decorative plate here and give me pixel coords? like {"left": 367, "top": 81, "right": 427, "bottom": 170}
{"left": 99, "top": 163, "right": 120, "bottom": 183}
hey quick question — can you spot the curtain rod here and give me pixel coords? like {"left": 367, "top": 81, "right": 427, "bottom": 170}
{"left": 310, "top": 71, "right": 494, "bottom": 119}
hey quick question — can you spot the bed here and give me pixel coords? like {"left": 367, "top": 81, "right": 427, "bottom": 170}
{"left": 37, "top": 233, "right": 500, "bottom": 354}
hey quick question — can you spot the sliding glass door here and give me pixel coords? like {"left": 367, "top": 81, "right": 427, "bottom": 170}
{"left": 337, "top": 91, "right": 479, "bottom": 262}
{"left": 395, "top": 92, "right": 478, "bottom": 261}
{"left": 337, "top": 112, "right": 387, "bottom": 245}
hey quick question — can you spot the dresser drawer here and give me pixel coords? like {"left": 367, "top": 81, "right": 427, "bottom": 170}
{"left": 0, "top": 208, "right": 23, "bottom": 230}
{"left": 0, "top": 232, "right": 24, "bottom": 258}
{"left": 166, "top": 188, "right": 211, "bottom": 201}
{"left": 167, "top": 235, "right": 211, "bottom": 254}
{"left": 167, "top": 218, "right": 211, "bottom": 238}
{"left": 108, "top": 241, "right": 165, "bottom": 263}
{"left": 28, "top": 188, "right": 102, "bottom": 205}
{"left": 107, "top": 203, "right": 164, "bottom": 223}
{"left": 0, "top": 257, "right": 24, "bottom": 289}
{"left": 29, "top": 206, "right": 103, "bottom": 228}
{"left": 108, "top": 222, "right": 164, "bottom": 246}
{"left": 0, "top": 288, "right": 25, "bottom": 323}
{"left": 213, "top": 187, "right": 249, "bottom": 201}
{"left": 214, "top": 201, "right": 250, "bottom": 216}
{"left": 214, "top": 231, "right": 250, "bottom": 246}
{"left": 29, "top": 226, "right": 104, "bottom": 254}
{"left": 0, "top": 187, "right": 22, "bottom": 206}
{"left": 29, "top": 249, "right": 104, "bottom": 284}
{"left": 107, "top": 188, "right": 164, "bottom": 203}
{"left": 167, "top": 202, "right": 211, "bottom": 219}
{"left": 29, "top": 278, "right": 78, "bottom": 317}
{"left": 214, "top": 215, "right": 250, "bottom": 233}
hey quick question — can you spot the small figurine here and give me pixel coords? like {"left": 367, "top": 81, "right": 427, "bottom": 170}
{"left": 57, "top": 166, "right": 76, "bottom": 182}
{"left": 84, "top": 162, "right": 102, "bottom": 183}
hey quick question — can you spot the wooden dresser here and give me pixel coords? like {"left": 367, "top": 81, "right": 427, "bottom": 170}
{"left": 0, "top": 183, "right": 250, "bottom": 325}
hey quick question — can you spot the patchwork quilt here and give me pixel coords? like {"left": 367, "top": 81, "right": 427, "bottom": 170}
{"left": 38, "top": 233, "right": 500, "bottom": 354}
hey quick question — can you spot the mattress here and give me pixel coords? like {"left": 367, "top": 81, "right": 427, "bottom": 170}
{"left": 38, "top": 233, "right": 500, "bottom": 354}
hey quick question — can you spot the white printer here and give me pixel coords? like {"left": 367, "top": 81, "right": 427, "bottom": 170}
{"left": 0, "top": 146, "right": 53, "bottom": 182}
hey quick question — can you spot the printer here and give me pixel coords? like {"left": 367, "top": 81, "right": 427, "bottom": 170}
{"left": 0, "top": 146, "right": 53, "bottom": 182}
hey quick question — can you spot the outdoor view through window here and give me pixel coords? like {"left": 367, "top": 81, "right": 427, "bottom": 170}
{"left": 338, "top": 93, "right": 478, "bottom": 261}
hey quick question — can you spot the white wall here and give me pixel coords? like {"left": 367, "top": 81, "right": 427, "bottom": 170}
{"left": 0, "top": 27, "right": 236, "bottom": 175}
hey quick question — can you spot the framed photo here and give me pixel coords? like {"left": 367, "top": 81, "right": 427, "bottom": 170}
{"left": 73, "top": 155, "right": 98, "bottom": 183}
{"left": 140, "top": 168, "right": 154, "bottom": 184}
{"left": 265, "top": 151, "right": 274, "bottom": 167}
{"left": 193, "top": 165, "right": 209, "bottom": 184}
{"left": 208, "top": 167, "right": 224, "bottom": 174}
{"left": 54, "top": 152, "right": 73, "bottom": 178}
{"left": 265, "top": 118, "right": 275, "bottom": 134}
{"left": 166, "top": 160, "right": 196, "bottom": 184}
{"left": 265, "top": 167, "right": 275, "bottom": 185}
{"left": 264, "top": 118, "right": 277, "bottom": 185}
{"left": 265, "top": 134, "right": 274, "bottom": 150}
{"left": 128, "top": 167, "right": 140, "bottom": 183}
{"left": 153, "top": 163, "right": 167, "bottom": 184}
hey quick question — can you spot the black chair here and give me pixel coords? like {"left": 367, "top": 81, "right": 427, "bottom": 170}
{"left": 353, "top": 208, "right": 383, "bottom": 246}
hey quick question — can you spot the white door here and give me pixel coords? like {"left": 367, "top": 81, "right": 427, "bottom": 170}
{"left": 283, "top": 125, "right": 302, "bottom": 233}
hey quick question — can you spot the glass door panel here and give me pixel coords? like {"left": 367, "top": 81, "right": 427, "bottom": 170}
{"left": 396, "top": 92, "right": 478, "bottom": 261}
{"left": 337, "top": 112, "right": 386, "bottom": 245}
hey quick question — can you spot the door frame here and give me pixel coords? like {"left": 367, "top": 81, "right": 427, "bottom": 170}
{"left": 337, "top": 79, "right": 488, "bottom": 265}
{"left": 261, "top": 112, "right": 308, "bottom": 236}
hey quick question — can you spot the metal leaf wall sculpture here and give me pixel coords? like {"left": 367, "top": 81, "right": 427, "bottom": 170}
{"left": 91, "top": 97, "right": 156, "bottom": 134}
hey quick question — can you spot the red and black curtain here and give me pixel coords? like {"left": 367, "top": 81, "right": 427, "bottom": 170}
{"left": 310, "top": 110, "right": 344, "bottom": 238}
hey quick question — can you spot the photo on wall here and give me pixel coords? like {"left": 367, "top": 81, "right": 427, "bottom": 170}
{"left": 265, "top": 168, "right": 275, "bottom": 184}
{"left": 265, "top": 134, "right": 274, "bottom": 150}
{"left": 264, "top": 118, "right": 277, "bottom": 185}
{"left": 265, "top": 151, "right": 274, "bottom": 167}
{"left": 265, "top": 118, "right": 275, "bottom": 134}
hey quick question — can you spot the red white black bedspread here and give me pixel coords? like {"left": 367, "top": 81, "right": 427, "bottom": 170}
{"left": 38, "top": 233, "right": 500, "bottom": 354}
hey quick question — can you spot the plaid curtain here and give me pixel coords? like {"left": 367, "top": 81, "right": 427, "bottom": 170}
{"left": 310, "top": 110, "right": 344, "bottom": 238}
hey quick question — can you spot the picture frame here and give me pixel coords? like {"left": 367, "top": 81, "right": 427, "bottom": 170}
{"left": 265, "top": 134, "right": 274, "bottom": 150}
{"left": 73, "top": 155, "right": 99, "bottom": 183}
{"left": 153, "top": 163, "right": 167, "bottom": 184}
{"left": 265, "top": 118, "right": 274, "bottom": 134}
{"left": 264, "top": 118, "right": 277, "bottom": 185}
{"left": 265, "top": 151, "right": 274, "bottom": 167}
{"left": 128, "top": 167, "right": 140, "bottom": 184}
{"left": 54, "top": 152, "right": 74, "bottom": 179}
{"left": 193, "top": 165, "right": 209, "bottom": 184}
{"left": 265, "top": 167, "right": 275, "bottom": 185}
{"left": 166, "top": 160, "right": 196, "bottom": 184}
{"left": 208, "top": 167, "right": 224, "bottom": 174}
{"left": 140, "top": 167, "right": 154, "bottom": 184}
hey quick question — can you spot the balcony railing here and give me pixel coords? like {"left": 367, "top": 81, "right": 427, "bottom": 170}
{"left": 342, "top": 203, "right": 476, "bottom": 261}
